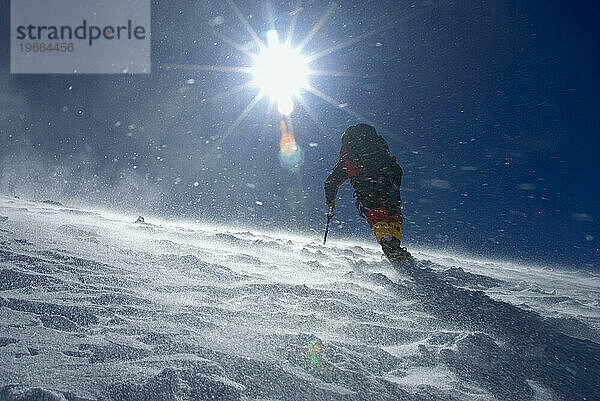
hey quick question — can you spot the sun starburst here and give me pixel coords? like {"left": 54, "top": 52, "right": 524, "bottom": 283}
{"left": 251, "top": 29, "right": 309, "bottom": 115}
{"left": 159, "top": 1, "right": 437, "bottom": 158}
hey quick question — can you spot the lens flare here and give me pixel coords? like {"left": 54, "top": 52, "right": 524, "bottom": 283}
{"left": 307, "top": 338, "right": 323, "bottom": 366}
{"left": 277, "top": 97, "right": 294, "bottom": 116}
{"left": 279, "top": 119, "right": 303, "bottom": 168}
{"left": 252, "top": 29, "right": 308, "bottom": 115}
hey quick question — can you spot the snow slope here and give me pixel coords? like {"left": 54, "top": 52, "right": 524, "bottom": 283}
{"left": 0, "top": 195, "right": 598, "bottom": 400}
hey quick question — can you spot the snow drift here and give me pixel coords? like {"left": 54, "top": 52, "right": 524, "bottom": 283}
{"left": 0, "top": 195, "right": 598, "bottom": 400}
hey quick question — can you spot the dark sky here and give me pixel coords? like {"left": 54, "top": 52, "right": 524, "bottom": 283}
{"left": 1, "top": 0, "right": 599, "bottom": 269}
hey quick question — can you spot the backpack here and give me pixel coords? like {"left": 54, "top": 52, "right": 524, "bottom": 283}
{"left": 342, "top": 124, "right": 402, "bottom": 188}
{"left": 342, "top": 124, "right": 390, "bottom": 163}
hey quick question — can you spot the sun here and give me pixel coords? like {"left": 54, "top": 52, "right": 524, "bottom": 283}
{"left": 158, "top": 1, "right": 424, "bottom": 144}
{"left": 251, "top": 30, "right": 309, "bottom": 115}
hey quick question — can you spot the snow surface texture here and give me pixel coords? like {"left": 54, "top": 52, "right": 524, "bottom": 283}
{"left": 0, "top": 195, "right": 598, "bottom": 401}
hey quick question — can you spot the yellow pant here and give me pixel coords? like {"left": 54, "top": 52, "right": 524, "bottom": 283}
{"left": 371, "top": 221, "right": 402, "bottom": 243}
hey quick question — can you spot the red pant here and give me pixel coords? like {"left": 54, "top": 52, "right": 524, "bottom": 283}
{"left": 365, "top": 207, "right": 403, "bottom": 228}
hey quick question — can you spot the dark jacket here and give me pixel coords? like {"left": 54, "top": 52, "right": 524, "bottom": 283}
{"left": 325, "top": 124, "right": 403, "bottom": 215}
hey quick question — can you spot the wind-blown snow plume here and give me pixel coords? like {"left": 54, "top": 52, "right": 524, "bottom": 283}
{"left": 0, "top": 195, "right": 598, "bottom": 400}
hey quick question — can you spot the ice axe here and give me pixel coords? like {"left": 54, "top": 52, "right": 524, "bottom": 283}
{"left": 323, "top": 206, "right": 334, "bottom": 245}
